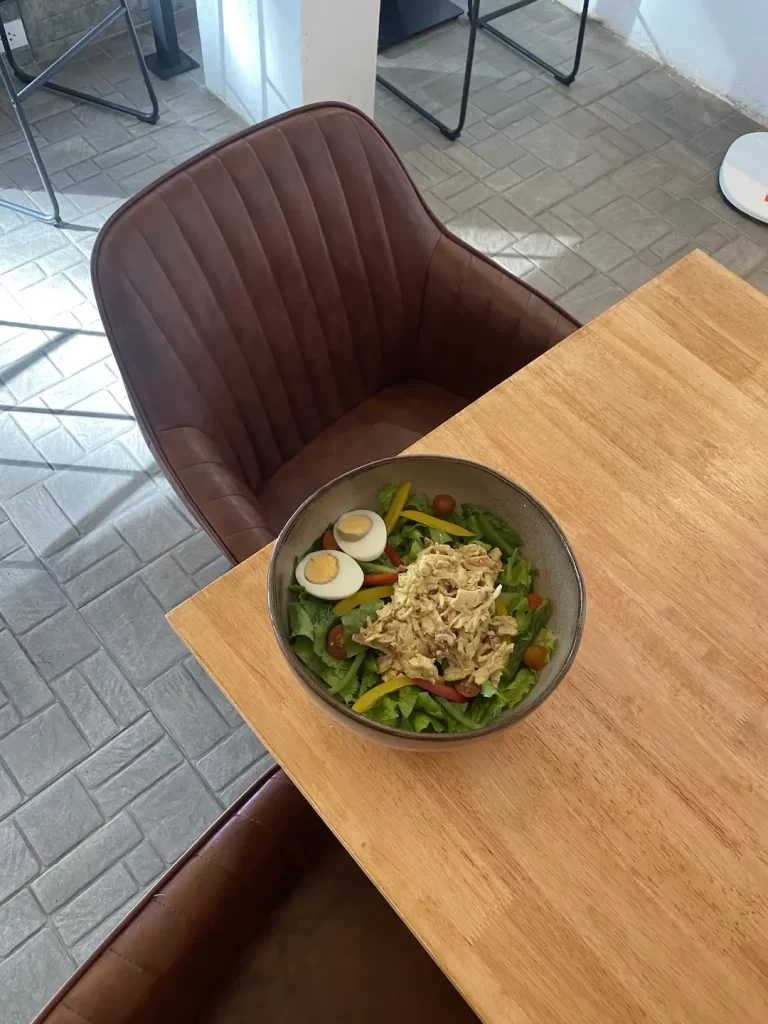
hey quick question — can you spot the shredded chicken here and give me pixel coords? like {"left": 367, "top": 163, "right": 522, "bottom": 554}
{"left": 353, "top": 542, "right": 518, "bottom": 686}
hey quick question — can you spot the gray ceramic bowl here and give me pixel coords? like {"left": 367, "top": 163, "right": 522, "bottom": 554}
{"left": 268, "top": 455, "right": 585, "bottom": 749}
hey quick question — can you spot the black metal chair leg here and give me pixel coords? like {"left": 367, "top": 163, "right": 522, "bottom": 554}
{"left": 1, "top": 0, "right": 158, "bottom": 124}
{"left": 377, "top": 0, "right": 480, "bottom": 141}
{"left": 0, "top": 0, "right": 161, "bottom": 226}
{"left": 478, "top": 0, "right": 591, "bottom": 86}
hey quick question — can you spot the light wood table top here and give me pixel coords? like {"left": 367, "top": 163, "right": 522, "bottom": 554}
{"left": 168, "top": 251, "right": 768, "bottom": 1024}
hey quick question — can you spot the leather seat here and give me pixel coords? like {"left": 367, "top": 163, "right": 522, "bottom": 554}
{"left": 92, "top": 103, "right": 578, "bottom": 563}
{"left": 33, "top": 769, "right": 480, "bottom": 1024}
{"left": 258, "top": 379, "right": 465, "bottom": 535}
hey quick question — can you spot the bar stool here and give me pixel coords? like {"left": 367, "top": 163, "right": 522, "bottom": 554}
{"left": 377, "top": 0, "right": 591, "bottom": 140}
{"left": 0, "top": 0, "right": 159, "bottom": 225}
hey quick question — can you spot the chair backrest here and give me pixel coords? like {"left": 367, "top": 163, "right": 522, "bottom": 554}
{"left": 92, "top": 104, "right": 441, "bottom": 498}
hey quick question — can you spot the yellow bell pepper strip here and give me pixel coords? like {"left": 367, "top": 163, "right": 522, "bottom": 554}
{"left": 332, "top": 585, "right": 393, "bottom": 617}
{"left": 383, "top": 482, "right": 411, "bottom": 534}
{"left": 399, "top": 510, "right": 474, "bottom": 536}
{"left": 352, "top": 676, "right": 411, "bottom": 714}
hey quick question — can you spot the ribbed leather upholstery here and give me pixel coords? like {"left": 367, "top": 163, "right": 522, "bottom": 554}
{"left": 33, "top": 769, "right": 480, "bottom": 1024}
{"left": 93, "top": 103, "right": 578, "bottom": 563}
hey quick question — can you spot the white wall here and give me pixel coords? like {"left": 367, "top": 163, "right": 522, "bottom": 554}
{"left": 195, "top": 0, "right": 379, "bottom": 125}
{"left": 301, "top": 0, "right": 380, "bottom": 120}
{"left": 558, "top": 0, "right": 767, "bottom": 123}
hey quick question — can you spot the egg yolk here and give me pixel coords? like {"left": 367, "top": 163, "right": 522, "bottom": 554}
{"left": 303, "top": 553, "right": 339, "bottom": 585}
{"left": 336, "top": 514, "right": 371, "bottom": 542}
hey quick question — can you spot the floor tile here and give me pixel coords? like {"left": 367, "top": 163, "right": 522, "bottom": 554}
{"left": 593, "top": 196, "right": 672, "bottom": 251}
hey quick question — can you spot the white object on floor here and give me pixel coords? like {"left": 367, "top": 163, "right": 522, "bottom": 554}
{"left": 719, "top": 132, "right": 768, "bottom": 225}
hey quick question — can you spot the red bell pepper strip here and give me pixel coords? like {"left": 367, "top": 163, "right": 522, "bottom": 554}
{"left": 384, "top": 543, "right": 403, "bottom": 568}
{"left": 413, "top": 678, "right": 468, "bottom": 703}
{"left": 363, "top": 572, "right": 398, "bottom": 586}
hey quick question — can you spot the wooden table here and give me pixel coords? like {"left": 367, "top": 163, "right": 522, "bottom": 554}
{"left": 168, "top": 251, "right": 768, "bottom": 1024}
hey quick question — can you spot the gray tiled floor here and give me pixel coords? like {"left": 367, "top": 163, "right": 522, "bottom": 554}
{"left": 0, "top": 12, "right": 272, "bottom": 1024}
{"left": 1, "top": 2, "right": 768, "bottom": 1021}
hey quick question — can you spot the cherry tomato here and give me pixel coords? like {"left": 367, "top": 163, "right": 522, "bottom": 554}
{"left": 523, "top": 645, "right": 548, "bottom": 671}
{"left": 322, "top": 529, "right": 340, "bottom": 551}
{"left": 432, "top": 493, "right": 456, "bottom": 517}
{"left": 413, "top": 678, "right": 468, "bottom": 703}
{"left": 454, "top": 678, "right": 481, "bottom": 698}
{"left": 326, "top": 624, "right": 347, "bottom": 659}
{"left": 526, "top": 592, "right": 543, "bottom": 610}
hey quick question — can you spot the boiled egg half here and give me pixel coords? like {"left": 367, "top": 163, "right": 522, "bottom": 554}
{"left": 333, "top": 509, "right": 387, "bottom": 562}
{"left": 295, "top": 550, "right": 363, "bottom": 601}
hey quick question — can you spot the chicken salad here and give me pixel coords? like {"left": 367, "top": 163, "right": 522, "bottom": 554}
{"left": 288, "top": 483, "right": 557, "bottom": 733}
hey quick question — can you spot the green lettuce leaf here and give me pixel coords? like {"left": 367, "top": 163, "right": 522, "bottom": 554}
{"left": 365, "top": 696, "right": 399, "bottom": 726}
{"left": 499, "top": 556, "right": 532, "bottom": 591}
{"left": 358, "top": 671, "right": 380, "bottom": 697}
{"left": 290, "top": 591, "right": 338, "bottom": 666}
{"left": 341, "top": 601, "right": 385, "bottom": 636}
{"left": 461, "top": 504, "right": 523, "bottom": 558}
{"left": 434, "top": 696, "right": 483, "bottom": 730}
{"left": 398, "top": 685, "right": 420, "bottom": 720}
{"left": 466, "top": 694, "right": 505, "bottom": 728}
{"left": 358, "top": 561, "right": 393, "bottom": 574}
{"left": 412, "top": 712, "right": 432, "bottom": 733}
{"left": 341, "top": 600, "right": 385, "bottom": 657}
{"left": 535, "top": 627, "right": 557, "bottom": 655}
{"left": 515, "top": 607, "right": 532, "bottom": 633}
{"left": 499, "top": 667, "right": 537, "bottom": 708}
{"left": 324, "top": 651, "right": 365, "bottom": 700}
{"left": 290, "top": 635, "right": 327, "bottom": 676}
{"left": 405, "top": 491, "right": 432, "bottom": 514}
{"left": 480, "top": 679, "right": 498, "bottom": 698}
{"left": 428, "top": 527, "right": 454, "bottom": 545}
{"left": 379, "top": 483, "right": 399, "bottom": 516}
{"left": 288, "top": 600, "right": 315, "bottom": 641}
{"left": 293, "top": 636, "right": 364, "bottom": 703}
{"left": 415, "top": 690, "right": 444, "bottom": 717}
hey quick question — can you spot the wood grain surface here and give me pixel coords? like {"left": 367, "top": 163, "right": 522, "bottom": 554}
{"left": 168, "top": 251, "right": 768, "bottom": 1024}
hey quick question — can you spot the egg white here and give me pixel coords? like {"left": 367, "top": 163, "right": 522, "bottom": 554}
{"left": 333, "top": 509, "right": 388, "bottom": 562}
{"left": 295, "top": 550, "right": 364, "bottom": 601}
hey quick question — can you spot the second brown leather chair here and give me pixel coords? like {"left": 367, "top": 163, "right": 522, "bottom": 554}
{"left": 93, "top": 103, "right": 578, "bottom": 563}
{"left": 33, "top": 769, "right": 481, "bottom": 1024}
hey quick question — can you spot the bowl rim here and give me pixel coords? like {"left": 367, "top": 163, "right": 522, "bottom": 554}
{"left": 267, "top": 454, "right": 586, "bottom": 742}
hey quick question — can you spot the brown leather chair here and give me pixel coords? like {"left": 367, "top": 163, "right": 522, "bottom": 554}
{"left": 33, "top": 769, "right": 480, "bottom": 1024}
{"left": 92, "top": 102, "right": 578, "bottom": 564}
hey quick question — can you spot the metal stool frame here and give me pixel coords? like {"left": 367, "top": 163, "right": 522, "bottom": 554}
{"left": 376, "top": 0, "right": 590, "bottom": 141}
{"left": 0, "top": 0, "right": 159, "bottom": 225}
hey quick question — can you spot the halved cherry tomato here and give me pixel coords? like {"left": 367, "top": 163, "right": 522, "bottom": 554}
{"left": 523, "top": 645, "right": 548, "bottom": 671}
{"left": 326, "top": 624, "right": 347, "bottom": 659}
{"left": 455, "top": 678, "right": 481, "bottom": 698}
{"left": 322, "top": 529, "right": 339, "bottom": 551}
{"left": 413, "top": 678, "right": 468, "bottom": 703}
{"left": 432, "top": 493, "right": 456, "bottom": 517}
{"left": 384, "top": 543, "right": 403, "bottom": 568}
{"left": 526, "top": 592, "right": 543, "bottom": 610}
{"left": 363, "top": 572, "right": 398, "bottom": 586}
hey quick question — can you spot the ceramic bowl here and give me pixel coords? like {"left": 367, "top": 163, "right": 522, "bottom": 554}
{"left": 268, "top": 455, "right": 585, "bottom": 749}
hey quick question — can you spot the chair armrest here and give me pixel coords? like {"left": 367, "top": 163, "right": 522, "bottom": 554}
{"left": 155, "top": 426, "right": 274, "bottom": 563}
{"left": 417, "top": 233, "right": 580, "bottom": 401}
{"left": 33, "top": 769, "right": 332, "bottom": 1024}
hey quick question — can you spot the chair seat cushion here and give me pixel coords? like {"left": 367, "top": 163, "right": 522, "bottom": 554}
{"left": 203, "top": 843, "right": 479, "bottom": 1024}
{"left": 259, "top": 379, "right": 466, "bottom": 536}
